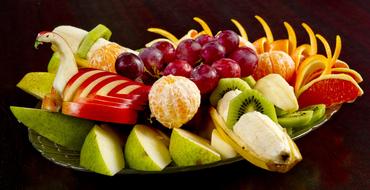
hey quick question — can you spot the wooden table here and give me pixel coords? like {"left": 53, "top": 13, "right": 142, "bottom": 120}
{"left": 1, "top": 0, "right": 369, "bottom": 189}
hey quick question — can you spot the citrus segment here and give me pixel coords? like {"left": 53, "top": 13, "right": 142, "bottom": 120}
{"left": 89, "top": 43, "right": 124, "bottom": 72}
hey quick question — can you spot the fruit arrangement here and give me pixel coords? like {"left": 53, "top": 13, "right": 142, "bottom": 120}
{"left": 11, "top": 16, "right": 363, "bottom": 176}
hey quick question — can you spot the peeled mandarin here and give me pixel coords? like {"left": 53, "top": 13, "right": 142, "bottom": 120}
{"left": 89, "top": 43, "right": 124, "bottom": 73}
{"left": 149, "top": 75, "right": 201, "bottom": 128}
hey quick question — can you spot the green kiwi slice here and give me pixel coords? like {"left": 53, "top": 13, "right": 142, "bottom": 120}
{"left": 226, "top": 89, "right": 277, "bottom": 128}
{"left": 242, "top": 75, "right": 256, "bottom": 88}
{"left": 278, "top": 110, "right": 313, "bottom": 128}
{"left": 209, "top": 78, "right": 251, "bottom": 107}
{"left": 77, "top": 24, "right": 112, "bottom": 59}
{"left": 301, "top": 104, "right": 326, "bottom": 125}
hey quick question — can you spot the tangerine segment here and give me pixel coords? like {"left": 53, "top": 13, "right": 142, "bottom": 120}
{"left": 89, "top": 43, "right": 123, "bottom": 73}
{"left": 297, "top": 74, "right": 363, "bottom": 107}
{"left": 253, "top": 37, "right": 268, "bottom": 54}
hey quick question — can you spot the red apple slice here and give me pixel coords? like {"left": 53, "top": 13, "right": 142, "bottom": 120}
{"left": 62, "top": 101, "right": 138, "bottom": 124}
{"left": 63, "top": 69, "right": 106, "bottom": 101}
{"left": 74, "top": 97, "right": 145, "bottom": 111}
{"left": 72, "top": 72, "right": 116, "bottom": 101}
{"left": 89, "top": 94, "right": 147, "bottom": 105}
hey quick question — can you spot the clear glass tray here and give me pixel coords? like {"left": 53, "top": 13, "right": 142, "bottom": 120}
{"left": 28, "top": 105, "right": 341, "bottom": 174}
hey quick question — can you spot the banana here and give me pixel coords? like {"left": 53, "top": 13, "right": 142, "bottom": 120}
{"left": 209, "top": 107, "right": 302, "bottom": 173}
{"left": 254, "top": 74, "right": 299, "bottom": 112}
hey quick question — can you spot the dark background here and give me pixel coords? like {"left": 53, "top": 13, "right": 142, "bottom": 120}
{"left": 1, "top": 0, "right": 369, "bottom": 189}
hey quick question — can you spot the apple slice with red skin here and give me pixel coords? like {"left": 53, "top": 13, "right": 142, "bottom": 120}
{"left": 62, "top": 101, "right": 138, "bottom": 124}
{"left": 72, "top": 71, "right": 117, "bottom": 101}
{"left": 88, "top": 94, "right": 147, "bottom": 106}
{"left": 63, "top": 68, "right": 105, "bottom": 101}
{"left": 74, "top": 96, "right": 145, "bottom": 111}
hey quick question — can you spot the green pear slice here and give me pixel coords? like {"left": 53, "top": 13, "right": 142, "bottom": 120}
{"left": 80, "top": 125, "right": 125, "bottom": 176}
{"left": 48, "top": 52, "right": 60, "bottom": 73}
{"left": 16, "top": 72, "right": 55, "bottom": 99}
{"left": 169, "top": 128, "right": 221, "bottom": 166}
{"left": 10, "top": 106, "right": 94, "bottom": 150}
{"left": 211, "top": 129, "right": 238, "bottom": 159}
{"left": 125, "top": 125, "right": 171, "bottom": 171}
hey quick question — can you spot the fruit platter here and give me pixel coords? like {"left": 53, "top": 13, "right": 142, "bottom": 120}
{"left": 11, "top": 16, "right": 363, "bottom": 176}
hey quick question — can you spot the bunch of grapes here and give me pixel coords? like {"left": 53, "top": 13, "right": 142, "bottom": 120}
{"left": 115, "top": 30, "right": 258, "bottom": 95}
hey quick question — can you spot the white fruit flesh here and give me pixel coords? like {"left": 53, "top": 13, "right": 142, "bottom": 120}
{"left": 211, "top": 129, "right": 238, "bottom": 159}
{"left": 135, "top": 125, "right": 171, "bottom": 169}
{"left": 80, "top": 125, "right": 125, "bottom": 176}
{"left": 53, "top": 26, "right": 88, "bottom": 53}
{"left": 86, "top": 38, "right": 112, "bottom": 60}
{"left": 77, "top": 75, "right": 115, "bottom": 98}
{"left": 254, "top": 74, "right": 298, "bottom": 112}
{"left": 233, "top": 111, "right": 290, "bottom": 164}
{"left": 217, "top": 89, "right": 242, "bottom": 122}
{"left": 117, "top": 85, "right": 141, "bottom": 94}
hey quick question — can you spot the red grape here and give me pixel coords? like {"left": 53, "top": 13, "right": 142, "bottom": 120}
{"left": 138, "top": 47, "right": 164, "bottom": 75}
{"left": 115, "top": 52, "right": 144, "bottom": 80}
{"left": 200, "top": 41, "right": 226, "bottom": 65}
{"left": 190, "top": 64, "right": 220, "bottom": 94}
{"left": 211, "top": 58, "right": 241, "bottom": 78}
{"left": 151, "top": 41, "right": 175, "bottom": 63}
{"left": 229, "top": 47, "right": 258, "bottom": 77}
{"left": 175, "top": 39, "right": 201, "bottom": 66}
{"left": 195, "top": 34, "right": 214, "bottom": 46}
{"left": 215, "top": 30, "right": 239, "bottom": 54}
{"left": 162, "top": 60, "right": 193, "bottom": 77}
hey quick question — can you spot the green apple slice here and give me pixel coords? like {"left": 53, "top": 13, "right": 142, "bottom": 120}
{"left": 48, "top": 52, "right": 60, "bottom": 73}
{"left": 125, "top": 125, "right": 171, "bottom": 171}
{"left": 211, "top": 129, "right": 238, "bottom": 159}
{"left": 10, "top": 106, "right": 94, "bottom": 150}
{"left": 169, "top": 128, "right": 221, "bottom": 166}
{"left": 80, "top": 125, "right": 125, "bottom": 176}
{"left": 16, "top": 72, "right": 55, "bottom": 99}
{"left": 77, "top": 24, "right": 112, "bottom": 59}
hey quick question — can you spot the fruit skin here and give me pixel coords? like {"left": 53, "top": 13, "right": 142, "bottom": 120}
{"left": 62, "top": 101, "right": 138, "bottom": 124}
{"left": 139, "top": 47, "right": 165, "bottom": 75}
{"left": 149, "top": 75, "right": 201, "bottom": 128}
{"left": 10, "top": 106, "right": 94, "bottom": 150}
{"left": 80, "top": 125, "right": 125, "bottom": 176}
{"left": 242, "top": 75, "right": 256, "bottom": 88}
{"left": 209, "top": 107, "right": 302, "bottom": 173}
{"left": 226, "top": 89, "right": 278, "bottom": 128}
{"left": 215, "top": 30, "right": 240, "bottom": 54}
{"left": 254, "top": 74, "right": 299, "bottom": 113}
{"left": 209, "top": 77, "right": 250, "bottom": 107}
{"left": 190, "top": 64, "right": 220, "bottom": 94}
{"left": 115, "top": 52, "right": 144, "bottom": 80}
{"left": 162, "top": 60, "right": 192, "bottom": 78}
{"left": 211, "top": 129, "right": 238, "bottom": 159}
{"left": 211, "top": 58, "right": 241, "bottom": 78}
{"left": 277, "top": 110, "right": 313, "bottom": 128}
{"left": 229, "top": 47, "right": 258, "bottom": 77}
{"left": 297, "top": 74, "right": 363, "bottom": 107}
{"left": 253, "top": 51, "right": 295, "bottom": 82}
{"left": 195, "top": 34, "right": 214, "bottom": 46}
{"left": 301, "top": 104, "right": 326, "bottom": 125}
{"left": 175, "top": 39, "right": 202, "bottom": 66}
{"left": 200, "top": 41, "right": 226, "bottom": 64}
{"left": 77, "top": 24, "right": 112, "bottom": 59}
{"left": 48, "top": 52, "right": 60, "bottom": 73}
{"left": 151, "top": 41, "right": 176, "bottom": 63}
{"left": 16, "top": 72, "right": 55, "bottom": 100}
{"left": 124, "top": 125, "right": 171, "bottom": 171}
{"left": 169, "top": 128, "right": 221, "bottom": 166}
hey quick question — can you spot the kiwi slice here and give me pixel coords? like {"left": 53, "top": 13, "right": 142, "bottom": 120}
{"left": 210, "top": 78, "right": 251, "bottom": 106}
{"left": 242, "top": 75, "right": 256, "bottom": 88}
{"left": 226, "top": 89, "right": 277, "bottom": 128}
{"left": 275, "top": 106, "right": 290, "bottom": 117}
{"left": 301, "top": 104, "right": 326, "bottom": 125}
{"left": 278, "top": 110, "right": 313, "bottom": 128}
{"left": 77, "top": 24, "right": 112, "bottom": 59}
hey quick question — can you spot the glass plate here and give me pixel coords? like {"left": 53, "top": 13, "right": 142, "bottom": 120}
{"left": 28, "top": 105, "right": 341, "bottom": 174}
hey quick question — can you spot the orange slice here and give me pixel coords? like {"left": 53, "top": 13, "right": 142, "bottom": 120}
{"left": 331, "top": 68, "right": 363, "bottom": 83}
{"left": 266, "top": 39, "right": 290, "bottom": 54}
